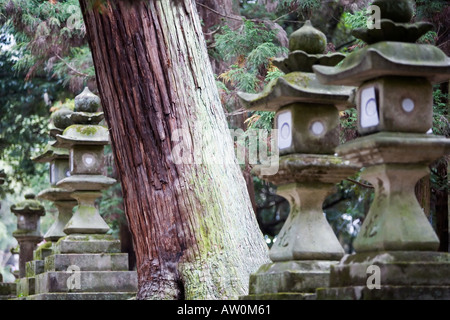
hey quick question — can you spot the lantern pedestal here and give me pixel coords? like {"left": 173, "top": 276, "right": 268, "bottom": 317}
{"left": 61, "top": 191, "right": 111, "bottom": 235}
{"left": 316, "top": 133, "right": 450, "bottom": 300}
{"left": 16, "top": 87, "right": 137, "bottom": 300}
{"left": 37, "top": 188, "right": 77, "bottom": 242}
{"left": 241, "top": 155, "right": 358, "bottom": 300}
{"left": 317, "top": 251, "right": 450, "bottom": 300}
{"left": 11, "top": 194, "right": 45, "bottom": 278}
{"left": 239, "top": 20, "right": 358, "bottom": 300}
{"left": 28, "top": 233, "right": 136, "bottom": 300}
{"left": 312, "top": 0, "right": 450, "bottom": 299}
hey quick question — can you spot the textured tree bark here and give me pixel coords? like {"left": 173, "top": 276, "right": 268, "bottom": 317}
{"left": 434, "top": 158, "right": 449, "bottom": 252}
{"left": 79, "top": 0, "right": 269, "bottom": 299}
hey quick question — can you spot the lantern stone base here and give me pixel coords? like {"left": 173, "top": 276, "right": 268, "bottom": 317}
{"left": 21, "top": 292, "right": 136, "bottom": 300}
{"left": 54, "top": 234, "right": 121, "bottom": 254}
{"left": 0, "top": 283, "right": 16, "bottom": 300}
{"left": 0, "top": 274, "right": 16, "bottom": 300}
{"left": 15, "top": 234, "right": 137, "bottom": 300}
{"left": 317, "top": 251, "right": 450, "bottom": 300}
{"left": 240, "top": 260, "right": 338, "bottom": 300}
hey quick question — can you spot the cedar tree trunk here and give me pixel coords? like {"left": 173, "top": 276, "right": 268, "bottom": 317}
{"left": 79, "top": 0, "right": 269, "bottom": 299}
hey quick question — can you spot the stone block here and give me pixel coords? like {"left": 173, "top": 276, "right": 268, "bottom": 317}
{"left": 318, "top": 285, "right": 450, "bottom": 300}
{"left": 45, "top": 253, "right": 129, "bottom": 272}
{"left": 50, "top": 159, "right": 71, "bottom": 186}
{"left": 275, "top": 103, "right": 340, "bottom": 155}
{"left": 0, "top": 282, "right": 16, "bottom": 296}
{"left": 241, "top": 292, "right": 315, "bottom": 300}
{"left": 35, "top": 271, "right": 137, "bottom": 294}
{"left": 318, "top": 251, "right": 450, "bottom": 300}
{"left": 0, "top": 282, "right": 16, "bottom": 300}
{"left": 27, "top": 292, "right": 136, "bottom": 300}
{"left": 330, "top": 252, "right": 450, "bottom": 287}
{"left": 26, "top": 260, "right": 44, "bottom": 277}
{"left": 357, "top": 77, "right": 432, "bottom": 135}
{"left": 247, "top": 260, "right": 337, "bottom": 296}
{"left": 70, "top": 145, "right": 105, "bottom": 175}
{"left": 17, "top": 277, "right": 36, "bottom": 297}
{"left": 33, "top": 242, "right": 53, "bottom": 261}
{"left": 54, "top": 234, "right": 121, "bottom": 254}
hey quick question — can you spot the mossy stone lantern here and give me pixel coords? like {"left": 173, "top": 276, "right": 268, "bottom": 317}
{"left": 313, "top": 0, "right": 450, "bottom": 299}
{"left": 31, "top": 104, "right": 79, "bottom": 243}
{"left": 238, "top": 21, "right": 359, "bottom": 299}
{"left": 33, "top": 144, "right": 77, "bottom": 242}
{"left": 11, "top": 194, "right": 45, "bottom": 278}
{"left": 54, "top": 87, "right": 115, "bottom": 235}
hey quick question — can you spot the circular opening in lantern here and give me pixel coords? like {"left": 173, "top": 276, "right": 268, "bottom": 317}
{"left": 82, "top": 153, "right": 96, "bottom": 167}
{"left": 280, "top": 122, "right": 291, "bottom": 140}
{"left": 365, "top": 98, "right": 377, "bottom": 117}
{"left": 402, "top": 98, "right": 415, "bottom": 113}
{"left": 311, "top": 121, "right": 325, "bottom": 136}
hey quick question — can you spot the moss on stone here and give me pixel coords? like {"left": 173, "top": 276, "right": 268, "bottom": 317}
{"left": 75, "top": 125, "right": 99, "bottom": 136}
{"left": 282, "top": 72, "right": 312, "bottom": 88}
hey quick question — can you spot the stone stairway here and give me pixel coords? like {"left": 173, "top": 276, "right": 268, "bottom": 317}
{"left": 16, "top": 234, "right": 137, "bottom": 300}
{"left": 0, "top": 274, "right": 16, "bottom": 300}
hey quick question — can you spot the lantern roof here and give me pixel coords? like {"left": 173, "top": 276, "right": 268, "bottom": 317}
{"left": 32, "top": 142, "right": 69, "bottom": 163}
{"left": 238, "top": 20, "right": 354, "bottom": 112}
{"left": 313, "top": 0, "right": 450, "bottom": 86}
{"left": 10, "top": 194, "right": 45, "bottom": 216}
{"left": 54, "top": 125, "right": 110, "bottom": 148}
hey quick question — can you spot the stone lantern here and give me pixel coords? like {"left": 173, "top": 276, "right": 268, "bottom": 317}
{"left": 31, "top": 100, "right": 91, "bottom": 243}
{"left": 238, "top": 21, "right": 359, "bottom": 299}
{"left": 54, "top": 87, "right": 115, "bottom": 236}
{"left": 313, "top": 0, "right": 450, "bottom": 299}
{"left": 0, "top": 170, "right": 16, "bottom": 300}
{"left": 16, "top": 88, "right": 137, "bottom": 300}
{"left": 11, "top": 194, "right": 45, "bottom": 278}
{"left": 32, "top": 144, "right": 77, "bottom": 242}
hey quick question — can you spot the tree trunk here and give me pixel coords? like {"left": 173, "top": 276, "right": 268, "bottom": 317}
{"left": 79, "top": 0, "right": 269, "bottom": 299}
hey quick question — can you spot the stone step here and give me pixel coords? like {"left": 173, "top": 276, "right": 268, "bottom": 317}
{"left": 45, "top": 253, "right": 129, "bottom": 272}
{"left": 317, "top": 285, "right": 450, "bottom": 300}
{"left": 33, "top": 243, "right": 53, "bottom": 261}
{"left": 25, "top": 292, "right": 136, "bottom": 300}
{"left": 329, "top": 251, "right": 450, "bottom": 287}
{"left": 26, "top": 260, "right": 44, "bottom": 277}
{"left": 0, "top": 282, "right": 16, "bottom": 298}
{"left": 55, "top": 234, "right": 121, "bottom": 254}
{"left": 331, "top": 261, "right": 450, "bottom": 287}
{"left": 241, "top": 292, "right": 316, "bottom": 300}
{"left": 35, "top": 271, "right": 137, "bottom": 294}
{"left": 249, "top": 260, "right": 337, "bottom": 295}
{"left": 17, "top": 277, "right": 36, "bottom": 297}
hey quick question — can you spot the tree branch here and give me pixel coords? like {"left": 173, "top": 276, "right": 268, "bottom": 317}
{"left": 54, "top": 53, "right": 89, "bottom": 78}
{"left": 346, "top": 178, "right": 374, "bottom": 189}
{"left": 195, "top": 2, "right": 243, "bottom": 22}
